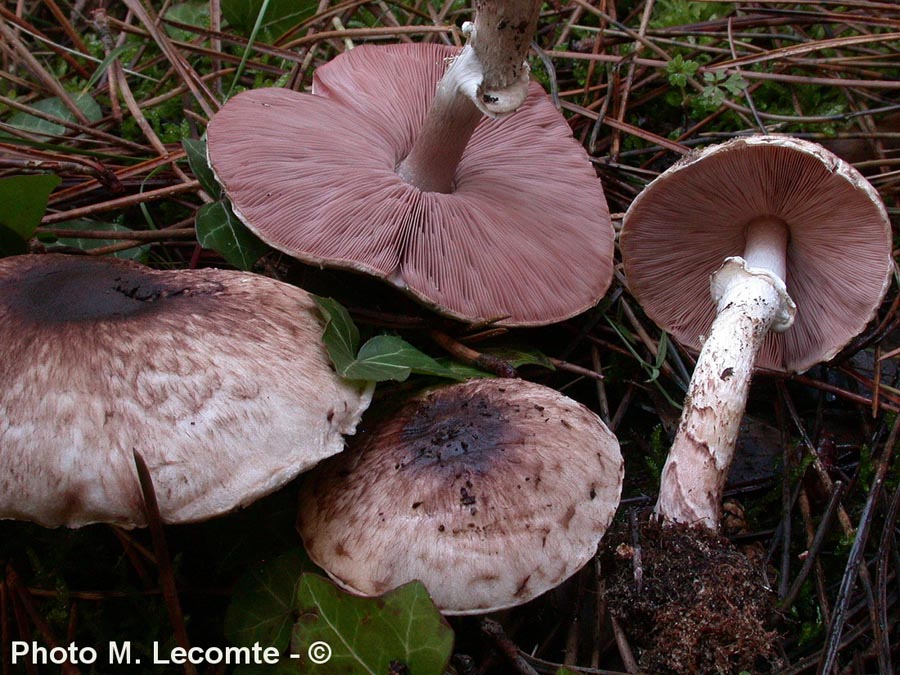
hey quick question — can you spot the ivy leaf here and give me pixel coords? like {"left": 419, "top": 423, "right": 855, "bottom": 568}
{"left": 222, "top": 0, "right": 318, "bottom": 40}
{"left": 41, "top": 219, "right": 150, "bottom": 260}
{"left": 435, "top": 358, "right": 494, "bottom": 379}
{"left": 313, "top": 296, "right": 360, "bottom": 375}
{"left": 434, "top": 347, "right": 553, "bottom": 380}
{"left": 342, "top": 335, "right": 463, "bottom": 382}
{"left": 0, "top": 174, "right": 61, "bottom": 255}
{"left": 288, "top": 575, "right": 453, "bottom": 675}
{"left": 4, "top": 93, "right": 102, "bottom": 138}
{"left": 314, "top": 297, "right": 474, "bottom": 383}
{"left": 195, "top": 200, "right": 268, "bottom": 270}
{"left": 225, "top": 549, "right": 320, "bottom": 653}
{"left": 182, "top": 137, "right": 221, "bottom": 199}
{"left": 486, "top": 347, "right": 554, "bottom": 370}
{"left": 164, "top": 1, "right": 211, "bottom": 41}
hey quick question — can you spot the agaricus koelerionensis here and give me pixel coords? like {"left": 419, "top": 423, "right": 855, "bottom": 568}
{"left": 620, "top": 135, "right": 893, "bottom": 529}
{"left": 0, "top": 254, "right": 372, "bottom": 528}
{"left": 297, "top": 378, "right": 623, "bottom": 615}
{"left": 206, "top": 0, "right": 613, "bottom": 326}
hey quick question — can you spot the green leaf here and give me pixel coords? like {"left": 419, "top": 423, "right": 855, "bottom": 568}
{"left": 289, "top": 575, "right": 453, "bottom": 675}
{"left": 485, "top": 347, "right": 555, "bottom": 370}
{"left": 164, "top": 2, "right": 211, "bottom": 41}
{"left": 434, "top": 358, "right": 494, "bottom": 380}
{"left": 699, "top": 84, "right": 726, "bottom": 110}
{"left": 607, "top": 316, "right": 661, "bottom": 383}
{"left": 434, "top": 347, "right": 553, "bottom": 380}
{"left": 222, "top": 0, "right": 318, "bottom": 39}
{"left": 182, "top": 137, "right": 221, "bottom": 198}
{"left": 342, "top": 335, "right": 463, "bottom": 383}
{"left": 83, "top": 43, "right": 134, "bottom": 91}
{"left": 653, "top": 332, "right": 669, "bottom": 374}
{"left": 313, "top": 296, "right": 360, "bottom": 375}
{"left": 557, "top": 669, "right": 580, "bottom": 675}
{"left": 313, "top": 297, "right": 467, "bottom": 383}
{"left": 41, "top": 219, "right": 150, "bottom": 260}
{"left": 665, "top": 54, "right": 698, "bottom": 88}
{"left": 5, "top": 93, "right": 102, "bottom": 138}
{"left": 0, "top": 226, "right": 29, "bottom": 256}
{"left": 606, "top": 316, "right": 683, "bottom": 410}
{"left": 724, "top": 72, "right": 748, "bottom": 96}
{"left": 225, "top": 549, "right": 319, "bottom": 653}
{"left": 0, "top": 174, "right": 61, "bottom": 254}
{"left": 195, "top": 200, "right": 268, "bottom": 270}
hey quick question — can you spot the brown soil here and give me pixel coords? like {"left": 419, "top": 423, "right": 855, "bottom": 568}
{"left": 605, "top": 517, "right": 780, "bottom": 675}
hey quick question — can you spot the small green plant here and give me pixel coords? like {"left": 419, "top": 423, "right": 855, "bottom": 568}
{"left": 697, "top": 70, "right": 748, "bottom": 111}
{"left": 645, "top": 423, "right": 669, "bottom": 480}
{"left": 651, "top": 0, "right": 730, "bottom": 29}
{"left": 665, "top": 54, "right": 700, "bottom": 107}
{"left": 606, "top": 316, "right": 683, "bottom": 409}
{"left": 666, "top": 54, "right": 699, "bottom": 89}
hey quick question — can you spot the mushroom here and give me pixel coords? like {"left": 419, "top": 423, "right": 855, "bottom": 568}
{"left": 206, "top": 5, "right": 613, "bottom": 326}
{"left": 620, "top": 135, "right": 893, "bottom": 529}
{"left": 297, "top": 378, "right": 623, "bottom": 615}
{"left": 0, "top": 254, "right": 372, "bottom": 528}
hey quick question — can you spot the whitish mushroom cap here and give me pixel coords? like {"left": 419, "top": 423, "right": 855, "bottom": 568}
{"left": 0, "top": 254, "right": 372, "bottom": 528}
{"left": 297, "top": 378, "right": 623, "bottom": 615}
{"left": 620, "top": 135, "right": 893, "bottom": 373}
{"left": 206, "top": 43, "right": 613, "bottom": 327}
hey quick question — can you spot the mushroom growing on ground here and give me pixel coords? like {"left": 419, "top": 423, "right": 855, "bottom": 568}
{"left": 206, "top": 1, "right": 613, "bottom": 326}
{"left": 0, "top": 254, "right": 372, "bottom": 528}
{"left": 620, "top": 135, "right": 893, "bottom": 529}
{"left": 297, "top": 378, "right": 623, "bottom": 615}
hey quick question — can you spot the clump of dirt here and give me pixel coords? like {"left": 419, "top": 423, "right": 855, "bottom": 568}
{"left": 604, "top": 517, "right": 780, "bottom": 674}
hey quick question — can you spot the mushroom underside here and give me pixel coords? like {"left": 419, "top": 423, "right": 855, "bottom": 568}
{"left": 207, "top": 43, "right": 614, "bottom": 326}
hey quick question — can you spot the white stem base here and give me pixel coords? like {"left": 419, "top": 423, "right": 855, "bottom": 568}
{"left": 462, "top": 22, "right": 531, "bottom": 117}
{"left": 465, "top": 0, "right": 540, "bottom": 116}
{"left": 654, "top": 257, "right": 795, "bottom": 529}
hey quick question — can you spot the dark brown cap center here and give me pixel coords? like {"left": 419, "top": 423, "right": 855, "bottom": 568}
{"left": 400, "top": 390, "right": 510, "bottom": 468}
{"left": 4, "top": 257, "right": 222, "bottom": 324}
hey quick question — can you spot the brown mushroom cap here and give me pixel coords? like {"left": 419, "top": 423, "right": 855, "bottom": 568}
{"left": 206, "top": 43, "right": 613, "bottom": 327}
{"left": 297, "top": 378, "right": 623, "bottom": 615}
{"left": 0, "top": 254, "right": 371, "bottom": 528}
{"left": 620, "top": 135, "right": 893, "bottom": 373}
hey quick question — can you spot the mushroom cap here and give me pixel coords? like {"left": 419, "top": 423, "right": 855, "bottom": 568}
{"left": 0, "top": 254, "right": 372, "bottom": 528}
{"left": 620, "top": 135, "right": 893, "bottom": 373}
{"left": 206, "top": 42, "right": 614, "bottom": 327}
{"left": 297, "top": 378, "right": 623, "bottom": 615}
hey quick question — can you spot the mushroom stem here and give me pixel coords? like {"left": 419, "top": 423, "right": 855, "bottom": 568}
{"left": 396, "top": 51, "right": 483, "bottom": 193}
{"left": 743, "top": 216, "right": 789, "bottom": 281}
{"left": 397, "top": 0, "right": 541, "bottom": 193}
{"left": 654, "top": 257, "right": 795, "bottom": 529}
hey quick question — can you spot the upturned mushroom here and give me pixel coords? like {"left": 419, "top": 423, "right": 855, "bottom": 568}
{"left": 620, "top": 135, "right": 893, "bottom": 529}
{"left": 0, "top": 254, "right": 372, "bottom": 528}
{"left": 297, "top": 378, "right": 623, "bottom": 615}
{"left": 206, "top": 1, "right": 613, "bottom": 326}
